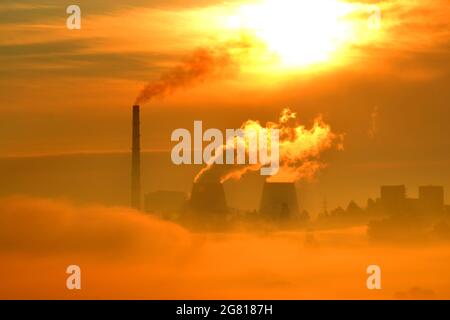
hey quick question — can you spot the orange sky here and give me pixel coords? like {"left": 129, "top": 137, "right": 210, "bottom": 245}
{"left": 1, "top": 0, "right": 450, "bottom": 153}
{"left": 1, "top": 1, "right": 450, "bottom": 299}
{"left": 1, "top": 0, "right": 450, "bottom": 212}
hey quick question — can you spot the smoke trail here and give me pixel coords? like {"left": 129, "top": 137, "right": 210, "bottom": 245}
{"left": 195, "top": 108, "right": 343, "bottom": 184}
{"left": 135, "top": 38, "right": 255, "bottom": 105}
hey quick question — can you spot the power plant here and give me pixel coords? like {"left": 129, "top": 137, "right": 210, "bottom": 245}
{"left": 129, "top": 107, "right": 448, "bottom": 232}
{"left": 130, "top": 104, "right": 300, "bottom": 224}
{"left": 259, "top": 181, "right": 299, "bottom": 220}
{"left": 131, "top": 104, "right": 141, "bottom": 210}
{"left": 188, "top": 181, "right": 228, "bottom": 214}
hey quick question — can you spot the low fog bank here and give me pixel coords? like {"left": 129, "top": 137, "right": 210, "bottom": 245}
{"left": 1, "top": 196, "right": 450, "bottom": 299}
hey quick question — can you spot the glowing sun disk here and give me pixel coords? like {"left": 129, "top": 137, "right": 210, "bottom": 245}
{"left": 227, "top": 0, "right": 355, "bottom": 67}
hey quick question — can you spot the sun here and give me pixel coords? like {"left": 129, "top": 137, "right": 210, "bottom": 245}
{"left": 226, "top": 0, "right": 355, "bottom": 67}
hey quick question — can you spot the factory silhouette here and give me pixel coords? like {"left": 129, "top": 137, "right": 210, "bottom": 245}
{"left": 130, "top": 104, "right": 308, "bottom": 229}
{"left": 131, "top": 105, "right": 450, "bottom": 237}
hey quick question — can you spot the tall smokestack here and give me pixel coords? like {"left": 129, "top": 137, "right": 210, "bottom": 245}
{"left": 131, "top": 105, "right": 141, "bottom": 209}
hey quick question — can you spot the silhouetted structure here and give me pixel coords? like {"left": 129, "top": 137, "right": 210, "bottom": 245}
{"left": 368, "top": 185, "right": 448, "bottom": 242}
{"left": 189, "top": 182, "right": 228, "bottom": 214}
{"left": 380, "top": 185, "right": 406, "bottom": 215}
{"left": 131, "top": 105, "right": 141, "bottom": 209}
{"left": 259, "top": 182, "right": 299, "bottom": 220}
{"left": 419, "top": 185, "right": 444, "bottom": 214}
{"left": 378, "top": 185, "right": 445, "bottom": 216}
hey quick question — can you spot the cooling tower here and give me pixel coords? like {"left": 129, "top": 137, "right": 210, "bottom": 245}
{"left": 131, "top": 105, "right": 141, "bottom": 209}
{"left": 189, "top": 182, "right": 228, "bottom": 214}
{"left": 259, "top": 182, "right": 299, "bottom": 220}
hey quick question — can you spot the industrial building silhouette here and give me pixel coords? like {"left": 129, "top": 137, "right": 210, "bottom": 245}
{"left": 131, "top": 104, "right": 302, "bottom": 223}
{"left": 379, "top": 185, "right": 445, "bottom": 215}
{"left": 259, "top": 182, "right": 299, "bottom": 221}
{"left": 131, "top": 105, "right": 448, "bottom": 230}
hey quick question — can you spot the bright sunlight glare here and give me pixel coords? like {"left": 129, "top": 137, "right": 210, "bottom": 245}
{"left": 226, "top": 0, "right": 357, "bottom": 67}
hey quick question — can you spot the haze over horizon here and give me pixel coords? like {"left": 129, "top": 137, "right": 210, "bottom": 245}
{"left": 1, "top": 0, "right": 450, "bottom": 300}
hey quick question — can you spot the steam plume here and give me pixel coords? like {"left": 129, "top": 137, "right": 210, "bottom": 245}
{"left": 368, "top": 105, "right": 379, "bottom": 139}
{"left": 135, "top": 38, "right": 254, "bottom": 105}
{"left": 195, "top": 108, "right": 343, "bottom": 183}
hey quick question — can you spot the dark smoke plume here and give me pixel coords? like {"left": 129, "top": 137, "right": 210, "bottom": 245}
{"left": 135, "top": 38, "right": 255, "bottom": 105}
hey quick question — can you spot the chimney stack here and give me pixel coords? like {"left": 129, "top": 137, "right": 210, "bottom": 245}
{"left": 131, "top": 105, "right": 141, "bottom": 209}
